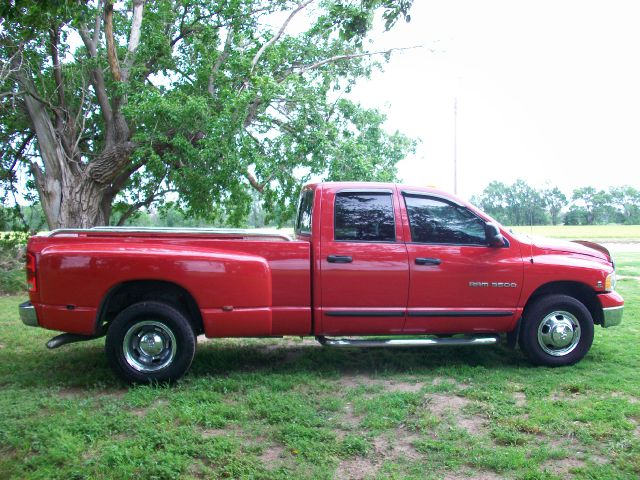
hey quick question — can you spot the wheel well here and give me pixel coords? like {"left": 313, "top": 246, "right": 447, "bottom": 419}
{"left": 524, "top": 281, "right": 603, "bottom": 326}
{"left": 96, "top": 280, "right": 204, "bottom": 335}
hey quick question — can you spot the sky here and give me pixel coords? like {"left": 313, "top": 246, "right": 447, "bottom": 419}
{"left": 345, "top": 0, "right": 640, "bottom": 200}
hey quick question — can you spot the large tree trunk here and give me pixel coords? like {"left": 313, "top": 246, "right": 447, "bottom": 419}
{"left": 51, "top": 179, "right": 112, "bottom": 229}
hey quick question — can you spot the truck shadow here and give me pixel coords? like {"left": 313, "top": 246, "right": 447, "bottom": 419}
{"left": 190, "top": 339, "right": 526, "bottom": 378}
{"left": 0, "top": 339, "right": 528, "bottom": 391}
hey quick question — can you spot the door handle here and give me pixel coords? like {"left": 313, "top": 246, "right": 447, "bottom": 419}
{"left": 327, "top": 255, "right": 353, "bottom": 263}
{"left": 415, "top": 257, "right": 441, "bottom": 266}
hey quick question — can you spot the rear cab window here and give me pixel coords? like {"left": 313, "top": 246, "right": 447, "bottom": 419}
{"left": 295, "top": 188, "right": 314, "bottom": 236}
{"left": 334, "top": 192, "right": 395, "bottom": 242}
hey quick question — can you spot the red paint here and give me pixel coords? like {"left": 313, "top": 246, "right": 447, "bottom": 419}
{"left": 25, "top": 182, "right": 623, "bottom": 339}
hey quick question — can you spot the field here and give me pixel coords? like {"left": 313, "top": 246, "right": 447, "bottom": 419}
{"left": 508, "top": 225, "right": 640, "bottom": 242}
{"left": 0, "top": 227, "right": 638, "bottom": 479}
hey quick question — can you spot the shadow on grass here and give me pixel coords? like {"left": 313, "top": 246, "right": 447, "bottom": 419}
{"left": 0, "top": 338, "right": 531, "bottom": 391}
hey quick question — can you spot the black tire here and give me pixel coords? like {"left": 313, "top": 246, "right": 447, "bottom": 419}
{"left": 105, "top": 301, "right": 196, "bottom": 384}
{"left": 519, "top": 294, "right": 594, "bottom": 367}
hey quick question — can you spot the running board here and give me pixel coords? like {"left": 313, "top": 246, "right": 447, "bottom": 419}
{"left": 46, "top": 333, "right": 103, "bottom": 349}
{"left": 316, "top": 335, "right": 501, "bottom": 348}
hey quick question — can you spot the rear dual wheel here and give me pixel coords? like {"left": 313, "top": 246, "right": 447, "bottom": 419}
{"left": 520, "top": 294, "right": 594, "bottom": 366}
{"left": 105, "top": 301, "right": 196, "bottom": 384}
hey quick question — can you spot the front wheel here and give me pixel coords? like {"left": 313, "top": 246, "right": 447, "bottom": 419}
{"left": 519, "top": 294, "right": 594, "bottom": 367}
{"left": 106, "top": 301, "right": 196, "bottom": 384}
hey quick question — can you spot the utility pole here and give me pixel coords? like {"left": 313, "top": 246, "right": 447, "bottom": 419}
{"left": 453, "top": 97, "right": 458, "bottom": 195}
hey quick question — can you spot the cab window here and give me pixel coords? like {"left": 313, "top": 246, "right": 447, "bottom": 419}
{"left": 334, "top": 192, "right": 395, "bottom": 242}
{"left": 404, "top": 195, "right": 486, "bottom": 245}
{"left": 295, "top": 189, "right": 314, "bottom": 235}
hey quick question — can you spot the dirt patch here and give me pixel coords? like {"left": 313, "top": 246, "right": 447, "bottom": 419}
{"left": 334, "top": 457, "right": 378, "bottom": 480}
{"left": 56, "top": 387, "right": 87, "bottom": 399}
{"left": 432, "top": 376, "right": 469, "bottom": 389}
{"left": 0, "top": 342, "right": 5, "bottom": 348}
{"left": 611, "top": 392, "right": 639, "bottom": 404}
{"left": 443, "top": 470, "right": 504, "bottom": 480}
{"left": 629, "top": 418, "right": 640, "bottom": 438}
{"left": 380, "top": 380, "right": 424, "bottom": 393}
{"left": 426, "top": 394, "right": 487, "bottom": 435}
{"left": 129, "top": 399, "right": 169, "bottom": 418}
{"left": 130, "top": 407, "right": 147, "bottom": 418}
{"left": 336, "top": 376, "right": 425, "bottom": 393}
{"left": 260, "top": 444, "right": 286, "bottom": 468}
{"left": 372, "top": 428, "right": 421, "bottom": 461}
{"left": 513, "top": 391, "right": 526, "bottom": 408}
{"left": 457, "top": 416, "right": 487, "bottom": 436}
{"left": 551, "top": 390, "right": 582, "bottom": 402}
{"left": 541, "top": 457, "right": 585, "bottom": 476}
{"left": 391, "top": 430, "right": 421, "bottom": 461}
{"left": 336, "top": 375, "right": 367, "bottom": 389}
{"left": 201, "top": 427, "right": 238, "bottom": 438}
{"left": 426, "top": 394, "right": 470, "bottom": 416}
{"left": 539, "top": 434, "right": 608, "bottom": 473}
{"left": 56, "top": 387, "right": 128, "bottom": 400}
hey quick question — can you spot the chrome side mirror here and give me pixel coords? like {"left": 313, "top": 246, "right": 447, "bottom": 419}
{"left": 485, "top": 222, "right": 506, "bottom": 247}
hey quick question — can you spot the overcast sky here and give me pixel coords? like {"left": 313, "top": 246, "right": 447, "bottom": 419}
{"left": 345, "top": 0, "right": 640, "bottom": 200}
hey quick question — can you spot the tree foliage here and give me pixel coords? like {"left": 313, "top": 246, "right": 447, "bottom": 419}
{"left": 0, "top": 0, "right": 415, "bottom": 229}
{"left": 472, "top": 180, "right": 640, "bottom": 226}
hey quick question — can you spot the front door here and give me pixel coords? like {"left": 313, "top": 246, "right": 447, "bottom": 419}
{"left": 400, "top": 193, "right": 524, "bottom": 334}
{"left": 319, "top": 187, "right": 409, "bottom": 335}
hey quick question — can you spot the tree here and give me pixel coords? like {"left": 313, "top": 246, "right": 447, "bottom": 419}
{"left": 542, "top": 186, "right": 567, "bottom": 225}
{"left": 0, "top": 0, "right": 415, "bottom": 229}
{"left": 609, "top": 185, "right": 640, "bottom": 224}
{"left": 470, "top": 181, "right": 510, "bottom": 224}
{"left": 571, "top": 187, "right": 614, "bottom": 225}
{"left": 472, "top": 179, "right": 547, "bottom": 226}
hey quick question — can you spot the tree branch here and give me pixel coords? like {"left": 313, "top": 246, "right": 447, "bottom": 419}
{"left": 104, "top": 1, "right": 122, "bottom": 81}
{"left": 121, "top": 0, "right": 145, "bottom": 82}
{"left": 245, "top": 170, "right": 264, "bottom": 193}
{"left": 294, "top": 45, "right": 422, "bottom": 76}
{"left": 249, "top": 0, "right": 315, "bottom": 75}
{"left": 78, "top": 1, "right": 103, "bottom": 58}
{"left": 208, "top": 27, "right": 233, "bottom": 96}
{"left": 49, "top": 26, "right": 67, "bottom": 132}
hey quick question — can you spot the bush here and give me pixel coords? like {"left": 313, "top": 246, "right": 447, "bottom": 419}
{"left": 0, "top": 232, "right": 29, "bottom": 294}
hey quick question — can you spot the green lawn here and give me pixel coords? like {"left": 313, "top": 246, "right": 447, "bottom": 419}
{"left": 508, "top": 224, "right": 640, "bottom": 242}
{"left": 0, "top": 261, "right": 639, "bottom": 479}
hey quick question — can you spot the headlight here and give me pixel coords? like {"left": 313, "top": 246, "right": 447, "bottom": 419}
{"left": 605, "top": 272, "right": 616, "bottom": 291}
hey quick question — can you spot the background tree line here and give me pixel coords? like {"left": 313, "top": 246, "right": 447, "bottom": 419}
{"left": 471, "top": 180, "right": 640, "bottom": 226}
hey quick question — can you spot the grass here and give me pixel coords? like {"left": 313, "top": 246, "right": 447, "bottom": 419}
{"left": 0, "top": 256, "right": 638, "bottom": 479}
{"left": 508, "top": 224, "right": 640, "bottom": 241}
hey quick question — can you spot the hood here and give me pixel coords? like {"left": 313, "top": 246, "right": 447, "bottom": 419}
{"left": 529, "top": 236, "right": 611, "bottom": 262}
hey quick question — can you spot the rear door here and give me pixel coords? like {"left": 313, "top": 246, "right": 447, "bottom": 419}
{"left": 318, "top": 186, "right": 409, "bottom": 335}
{"left": 401, "top": 192, "right": 524, "bottom": 334}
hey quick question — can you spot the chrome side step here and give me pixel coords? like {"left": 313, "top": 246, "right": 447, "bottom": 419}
{"left": 316, "top": 335, "right": 501, "bottom": 348}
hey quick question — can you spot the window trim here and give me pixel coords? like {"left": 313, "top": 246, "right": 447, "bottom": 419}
{"left": 402, "top": 192, "right": 489, "bottom": 247}
{"left": 333, "top": 190, "right": 398, "bottom": 243}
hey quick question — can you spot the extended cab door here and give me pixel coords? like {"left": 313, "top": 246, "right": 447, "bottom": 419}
{"left": 400, "top": 192, "right": 524, "bottom": 334}
{"left": 318, "top": 186, "right": 409, "bottom": 335}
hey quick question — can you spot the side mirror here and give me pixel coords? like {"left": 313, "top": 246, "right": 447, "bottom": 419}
{"left": 485, "top": 222, "right": 506, "bottom": 247}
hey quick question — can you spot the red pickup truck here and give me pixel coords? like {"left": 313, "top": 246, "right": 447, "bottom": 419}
{"left": 20, "top": 182, "right": 624, "bottom": 383}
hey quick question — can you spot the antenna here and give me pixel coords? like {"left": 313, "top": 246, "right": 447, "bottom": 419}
{"left": 453, "top": 97, "right": 458, "bottom": 195}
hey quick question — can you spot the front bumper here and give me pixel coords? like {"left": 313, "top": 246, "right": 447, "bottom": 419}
{"left": 602, "top": 306, "right": 623, "bottom": 328}
{"left": 19, "top": 301, "right": 39, "bottom": 327}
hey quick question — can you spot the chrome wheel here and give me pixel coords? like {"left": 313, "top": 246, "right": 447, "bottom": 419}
{"left": 123, "top": 320, "right": 177, "bottom": 372}
{"left": 537, "top": 310, "right": 581, "bottom": 357}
